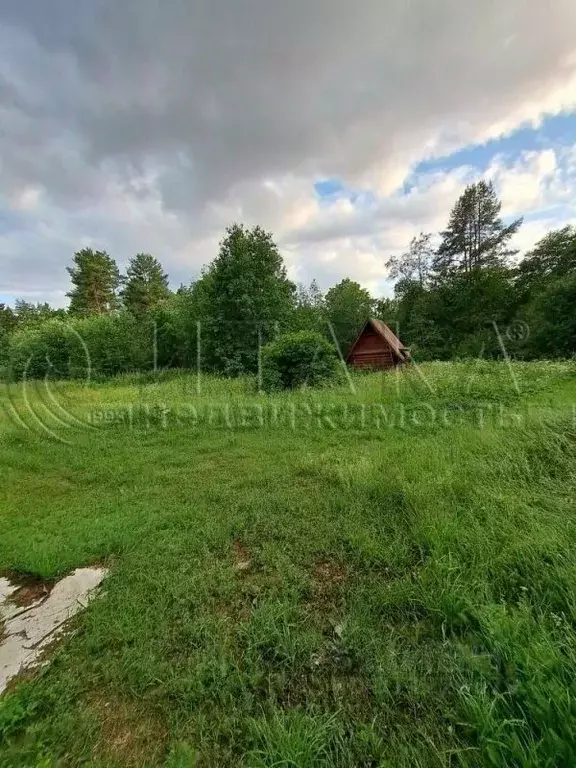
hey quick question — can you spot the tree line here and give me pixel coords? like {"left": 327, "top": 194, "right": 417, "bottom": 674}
{"left": 381, "top": 181, "right": 575, "bottom": 360}
{"left": 1, "top": 180, "right": 575, "bottom": 380}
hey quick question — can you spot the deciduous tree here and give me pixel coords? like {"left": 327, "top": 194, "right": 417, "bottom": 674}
{"left": 0, "top": 304, "right": 17, "bottom": 334}
{"left": 524, "top": 274, "right": 576, "bottom": 358}
{"left": 291, "top": 280, "right": 325, "bottom": 334}
{"left": 14, "top": 300, "right": 66, "bottom": 327}
{"left": 203, "top": 224, "right": 295, "bottom": 374}
{"left": 324, "top": 278, "right": 374, "bottom": 353}
{"left": 515, "top": 226, "right": 576, "bottom": 298}
{"left": 386, "top": 232, "right": 434, "bottom": 285}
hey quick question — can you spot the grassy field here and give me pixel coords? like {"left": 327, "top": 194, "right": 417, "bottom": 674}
{"left": 1, "top": 360, "right": 576, "bottom": 767}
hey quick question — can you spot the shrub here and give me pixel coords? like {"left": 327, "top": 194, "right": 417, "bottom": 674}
{"left": 151, "top": 304, "right": 191, "bottom": 369}
{"left": 8, "top": 320, "right": 72, "bottom": 380}
{"left": 524, "top": 274, "right": 576, "bottom": 359}
{"left": 261, "top": 331, "right": 339, "bottom": 391}
{"left": 7, "top": 312, "right": 173, "bottom": 382}
{"left": 68, "top": 312, "right": 151, "bottom": 379}
{"left": 0, "top": 330, "right": 10, "bottom": 369}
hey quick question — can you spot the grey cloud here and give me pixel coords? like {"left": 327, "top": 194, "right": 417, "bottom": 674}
{"left": 1, "top": 0, "right": 576, "bottom": 300}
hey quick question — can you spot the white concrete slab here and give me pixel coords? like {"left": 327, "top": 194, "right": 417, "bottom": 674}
{"left": 0, "top": 567, "right": 108, "bottom": 694}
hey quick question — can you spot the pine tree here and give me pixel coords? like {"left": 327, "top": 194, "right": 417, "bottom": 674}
{"left": 13, "top": 300, "right": 66, "bottom": 327}
{"left": 434, "top": 180, "right": 522, "bottom": 277}
{"left": 67, "top": 249, "right": 121, "bottom": 316}
{"left": 121, "top": 253, "right": 170, "bottom": 316}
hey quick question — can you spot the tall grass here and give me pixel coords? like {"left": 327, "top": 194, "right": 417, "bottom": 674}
{"left": 0, "top": 361, "right": 575, "bottom": 766}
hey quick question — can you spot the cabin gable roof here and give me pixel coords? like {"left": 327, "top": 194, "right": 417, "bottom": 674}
{"left": 346, "top": 318, "right": 409, "bottom": 363}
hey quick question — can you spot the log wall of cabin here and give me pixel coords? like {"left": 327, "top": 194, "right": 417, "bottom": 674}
{"left": 349, "top": 329, "right": 396, "bottom": 369}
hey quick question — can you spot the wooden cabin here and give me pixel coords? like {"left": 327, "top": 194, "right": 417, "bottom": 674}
{"left": 346, "top": 318, "right": 410, "bottom": 370}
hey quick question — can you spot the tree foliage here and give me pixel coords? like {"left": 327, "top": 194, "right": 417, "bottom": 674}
{"left": 9, "top": 321, "right": 73, "bottom": 380}
{"left": 0, "top": 304, "right": 17, "bottom": 365}
{"left": 67, "top": 249, "right": 122, "bottom": 316}
{"left": 0, "top": 304, "right": 17, "bottom": 335}
{"left": 68, "top": 312, "right": 150, "bottom": 377}
{"left": 374, "top": 297, "right": 398, "bottom": 327}
{"left": 325, "top": 279, "right": 374, "bottom": 353}
{"left": 291, "top": 280, "right": 325, "bottom": 335}
{"left": 515, "top": 226, "right": 576, "bottom": 298}
{"left": 261, "top": 331, "right": 338, "bottom": 391}
{"left": 121, "top": 253, "right": 170, "bottom": 316}
{"left": 14, "top": 301, "right": 66, "bottom": 328}
{"left": 386, "top": 232, "right": 434, "bottom": 285}
{"left": 3, "top": 185, "right": 576, "bottom": 384}
{"left": 202, "top": 224, "right": 295, "bottom": 375}
{"left": 523, "top": 274, "right": 576, "bottom": 359}
{"left": 8, "top": 313, "right": 152, "bottom": 380}
{"left": 434, "top": 180, "right": 522, "bottom": 276}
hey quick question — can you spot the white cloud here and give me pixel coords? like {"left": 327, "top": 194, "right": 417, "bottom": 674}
{"left": 279, "top": 145, "right": 576, "bottom": 292}
{"left": 488, "top": 149, "right": 559, "bottom": 215}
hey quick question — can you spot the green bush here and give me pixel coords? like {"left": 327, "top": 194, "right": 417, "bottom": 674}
{"left": 68, "top": 312, "right": 151, "bottom": 379}
{"left": 523, "top": 274, "right": 576, "bottom": 359}
{"left": 8, "top": 320, "right": 72, "bottom": 380}
{"left": 0, "top": 330, "right": 10, "bottom": 369}
{"left": 151, "top": 304, "right": 192, "bottom": 369}
{"left": 261, "top": 331, "right": 339, "bottom": 391}
{"left": 7, "top": 313, "right": 156, "bottom": 381}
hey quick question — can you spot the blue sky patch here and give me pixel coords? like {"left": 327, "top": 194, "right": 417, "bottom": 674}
{"left": 314, "top": 178, "right": 346, "bottom": 200}
{"left": 414, "top": 112, "right": 576, "bottom": 177}
{"left": 314, "top": 112, "right": 576, "bottom": 206}
{"left": 314, "top": 178, "right": 379, "bottom": 210}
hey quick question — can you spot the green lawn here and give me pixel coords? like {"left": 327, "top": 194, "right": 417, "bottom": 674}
{"left": 1, "top": 361, "right": 576, "bottom": 767}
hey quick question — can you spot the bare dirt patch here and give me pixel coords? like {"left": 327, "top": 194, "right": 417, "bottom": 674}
{"left": 2, "top": 571, "right": 56, "bottom": 608}
{"left": 308, "top": 558, "right": 349, "bottom": 610}
{"left": 232, "top": 540, "right": 252, "bottom": 572}
{"left": 312, "top": 559, "right": 349, "bottom": 590}
{"left": 302, "top": 557, "right": 351, "bottom": 642}
{"left": 90, "top": 692, "right": 168, "bottom": 767}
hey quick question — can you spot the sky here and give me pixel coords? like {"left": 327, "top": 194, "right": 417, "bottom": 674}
{"left": 1, "top": 0, "right": 576, "bottom": 307}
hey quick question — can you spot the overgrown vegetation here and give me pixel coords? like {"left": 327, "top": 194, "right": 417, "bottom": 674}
{"left": 261, "top": 331, "right": 339, "bottom": 391}
{"left": 0, "top": 361, "right": 575, "bottom": 765}
{"left": 1, "top": 182, "right": 575, "bottom": 382}
{"left": 0, "top": 178, "right": 575, "bottom": 764}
